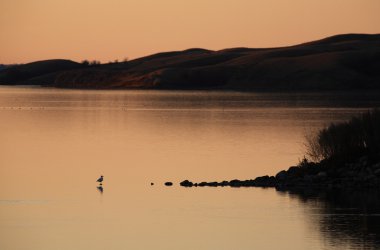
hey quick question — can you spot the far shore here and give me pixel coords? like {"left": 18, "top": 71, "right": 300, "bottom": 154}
{"left": 1, "top": 34, "right": 379, "bottom": 91}
{"left": 2, "top": 84, "right": 380, "bottom": 95}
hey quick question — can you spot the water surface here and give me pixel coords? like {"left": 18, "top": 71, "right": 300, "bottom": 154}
{"left": 1, "top": 86, "right": 380, "bottom": 250}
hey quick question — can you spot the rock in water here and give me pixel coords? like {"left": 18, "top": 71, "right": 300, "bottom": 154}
{"left": 275, "top": 170, "right": 288, "bottom": 181}
{"left": 180, "top": 180, "right": 193, "bottom": 187}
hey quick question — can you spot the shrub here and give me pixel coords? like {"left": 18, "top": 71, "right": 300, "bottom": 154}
{"left": 306, "top": 109, "right": 380, "bottom": 162}
{"left": 90, "top": 60, "right": 101, "bottom": 66}
{"left": 81, "top": 60, "right": 90, "bottom": 66}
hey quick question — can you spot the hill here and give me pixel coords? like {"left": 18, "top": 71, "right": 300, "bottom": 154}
{"left": 0, "top": 59, "right": 83, "bottom": 85}
{"left": 1, "top": 34, "right": 380, "bottom": 91}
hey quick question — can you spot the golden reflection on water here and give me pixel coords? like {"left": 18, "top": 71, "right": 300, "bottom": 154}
{"left": 1, "top": 87, "right": 379, "bottom": 250}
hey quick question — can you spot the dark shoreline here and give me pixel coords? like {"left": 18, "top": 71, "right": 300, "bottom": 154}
{"left": 180, "top": 156, "right": 380, "bottom": 189}
{"left": 181, "top": 109, "right": 380, "bottom": 190}
{"left": 3, "top": 84, "right": 380, "bottom": 95}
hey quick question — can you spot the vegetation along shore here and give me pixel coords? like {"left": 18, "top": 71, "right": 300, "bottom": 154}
{"left": 180, "top": 109, "right": 380, "bottom": 189}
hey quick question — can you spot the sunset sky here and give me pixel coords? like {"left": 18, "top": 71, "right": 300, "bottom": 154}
{"left": 1, "top": 0, "right": 379, "bottom": 64}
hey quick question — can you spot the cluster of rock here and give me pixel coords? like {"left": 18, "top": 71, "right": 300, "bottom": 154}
{"left": 180, "top": 177, "right": 277, "bottom": 188}
{"left": 180, "top": 156, "right": 380, "bottom": 189}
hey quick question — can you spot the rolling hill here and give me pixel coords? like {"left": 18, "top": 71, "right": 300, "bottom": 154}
{"left": 1, "top": 34, "right": 379, "bottom": 91}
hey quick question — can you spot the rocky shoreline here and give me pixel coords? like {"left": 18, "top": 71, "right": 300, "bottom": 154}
{"left": 180, "top": 156, "right": 380, "bottom": 189}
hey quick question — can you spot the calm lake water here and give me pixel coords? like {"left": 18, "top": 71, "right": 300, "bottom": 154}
{"left": 1, "top": 86, "right": 380, "bottom": 250}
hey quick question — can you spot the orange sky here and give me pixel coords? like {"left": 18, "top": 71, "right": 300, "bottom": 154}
{"left": 1, "top": 0, "right": 379, "bottom": 64}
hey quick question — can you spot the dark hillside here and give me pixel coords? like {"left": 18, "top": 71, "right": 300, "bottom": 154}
{"left": 0, "top": 59, "right": 83, "bottom": 85}
{"left": 1, "top": 34, "right": 379, "bottom": 90}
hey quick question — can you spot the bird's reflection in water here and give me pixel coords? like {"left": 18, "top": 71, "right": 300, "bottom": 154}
{"left": 97, "top": 185, "right": 104, "bottom": 194}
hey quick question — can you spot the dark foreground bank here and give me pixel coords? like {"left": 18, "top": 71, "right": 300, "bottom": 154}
{"left": 180, "top": 156, "right": 380, "bottom": 189}
{"left": 181, "top": 109, "right": 380, "bottom": 189}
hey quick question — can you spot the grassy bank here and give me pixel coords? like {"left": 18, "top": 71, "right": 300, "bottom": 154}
{"left": 180, "top": 110, "right": 380, "bottom": 188}
{"left": 306, "top": 109, "right": 380, "bottom": 164}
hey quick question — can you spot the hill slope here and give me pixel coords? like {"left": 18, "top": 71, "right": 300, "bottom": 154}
{"left": 0, "top": 59, "right": 84, "bottom": 85}
{"left": 1, "top": 34, "right": 380, "bottom": 91}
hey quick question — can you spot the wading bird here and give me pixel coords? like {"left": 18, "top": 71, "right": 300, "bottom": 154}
{"left": 97, "top": 175, "right": 104, "bottom": 185}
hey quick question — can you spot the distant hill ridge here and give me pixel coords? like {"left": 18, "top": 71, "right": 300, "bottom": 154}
{"left": 1, "top": 33, "right": 380, "bottom": 91}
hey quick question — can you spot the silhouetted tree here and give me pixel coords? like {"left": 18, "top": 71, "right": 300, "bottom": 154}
{"left": 90, "top": 60, "right": 101, "bottom": 66}
{"left": 81, "top": 60, "right": 90, "bottom": 66}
